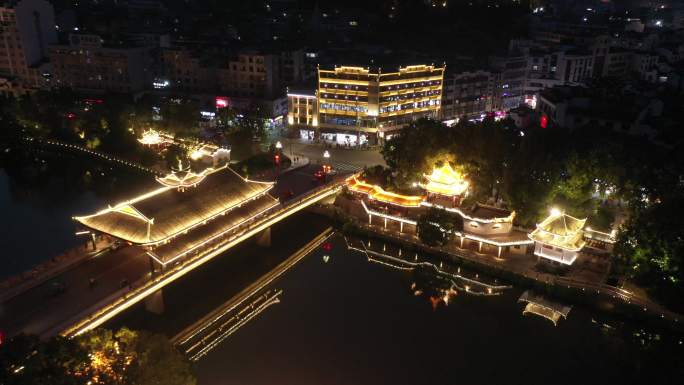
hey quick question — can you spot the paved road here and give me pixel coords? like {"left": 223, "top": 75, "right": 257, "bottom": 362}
{"left": 281, "top": 138, "right": 386, "bottom": 169}
{"left": 0, "top": 246, "right": 149, "bottom": 337}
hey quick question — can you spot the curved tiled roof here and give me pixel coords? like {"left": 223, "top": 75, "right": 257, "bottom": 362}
{"left": 74, "top": 166, "right": 275, "bottom": 245}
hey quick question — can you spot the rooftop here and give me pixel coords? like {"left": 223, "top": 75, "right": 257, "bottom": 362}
{"left": 466, "top": 203, "right": 515, "bottom": 222}
{"left": 347, "top": 177, "right": 424, "bottom": 208}
{"left": 420, "top": 162, "right": 469, "bottom": 197}
{"left": 528, "top": 211, "right": 586, "bottom": 251}
{"left": 74, "top": 166, "right": 276, "bottom": 245}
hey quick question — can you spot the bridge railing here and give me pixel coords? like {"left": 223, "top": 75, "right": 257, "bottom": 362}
{"left": 60, "top": 178, "right": 345, "bottom": 337}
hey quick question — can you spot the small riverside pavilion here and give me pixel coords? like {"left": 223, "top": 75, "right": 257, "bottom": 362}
{"left": 528, "top": 209, "right": 587, "bottom": 265}
{"left": 74, "top": 165, "right": 278, "bottom": 266}
{"left": 419, "top": 162, "right": 469, "bottom": 207}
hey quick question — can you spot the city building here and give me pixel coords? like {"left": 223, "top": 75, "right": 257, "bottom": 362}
{"left": 288, "top": 64, "right": 444, "bottom": 145}
{"left": 528, "top": 209, "right": 587, "bottom": 265}
{"left": 536, "top": 85, "right": 654, "bottom": 133}
{"left": 160, "top": 47, "right": 216, "bottom": 93}
{"left": 441, "top": 70, "right": 497, "bottom": 122}
{"left": 287, "top": 89, "right": 318, "bottom": 139}
{"left": 217, "top": 50, "right": 307, "bottom": 100}
{"left": 0, "top": 0, "right": 56, "bottom": 95}
{"left": 49, "top": 33, "right": 155, "bottom": 93}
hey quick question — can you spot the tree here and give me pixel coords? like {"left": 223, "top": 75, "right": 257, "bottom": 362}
{"left": 0, "top": 334, "right": 89, "bottom": 385}
{"left": 417, "top": 207, "right": 459, "bottom": 247}
{"left": 614, "top": 190, "right": 684, "bottom": 312}
{"left": 1, "top": 328, "right": 196, "bottom": 385}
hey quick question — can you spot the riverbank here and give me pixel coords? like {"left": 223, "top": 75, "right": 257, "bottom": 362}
{"left": 310, "top": 203, "right": 684, "bottom": 332}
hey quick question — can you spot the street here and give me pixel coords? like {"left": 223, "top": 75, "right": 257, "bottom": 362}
{"left": 0, "top": 246, "right": 149, "bottom": 337}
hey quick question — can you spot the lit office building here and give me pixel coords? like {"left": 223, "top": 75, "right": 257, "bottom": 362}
{"left": 289, "top": 64, "right": 444, "bottom": 145}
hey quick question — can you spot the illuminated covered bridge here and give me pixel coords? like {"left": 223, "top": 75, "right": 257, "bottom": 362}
{"left": 74, "top": 165, "right": 278, "bottom": 267}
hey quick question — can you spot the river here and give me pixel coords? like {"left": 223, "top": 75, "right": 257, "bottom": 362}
{"left": 2, "top": 153, "right": 683, "bottom": 384}
{"left": 0, "top": 147, "right": 153, "bottom": 280}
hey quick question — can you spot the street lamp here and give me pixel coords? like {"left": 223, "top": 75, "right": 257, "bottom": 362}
{"left": 275, "top": 141, "right": 283, "bottom": 150}
{"left": 323, "top": 150, "right": 330, "bottom": 159}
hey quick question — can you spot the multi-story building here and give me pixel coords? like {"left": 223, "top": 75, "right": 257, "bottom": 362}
{"left": 50, "top": 33, "right": 154, "bottom": 93}
{"left": 161, "top": 47, "right": 215, "bottom": 93}
{"left": 441, "top": 70, "right": 497, "bottom": 122}
{"left": 217, "top": 50, "right": 306, "bottom": 100}
{"left": 0, "top": 0, "right": 56, "bottom": 96}
{"left": 309, "top": 64, "right": 444, "bottom": 144}
{"left": 286, "top": 89, "right": 318, "bottom": 140}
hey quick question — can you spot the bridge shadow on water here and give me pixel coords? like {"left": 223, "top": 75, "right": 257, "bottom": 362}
{"left": 103, "top": 211, "right": 331, "bottom": 337}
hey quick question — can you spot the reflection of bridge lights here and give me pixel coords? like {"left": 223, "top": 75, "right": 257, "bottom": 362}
{"left": 323, "top": 255, "right": 330, "bottom": 263}
{"left": 322, "top": 242, "right": 332, "bottom": 251}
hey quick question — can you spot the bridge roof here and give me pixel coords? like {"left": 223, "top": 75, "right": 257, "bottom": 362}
{"left": 74, "top": 166, "right": 276, "bottom": 245}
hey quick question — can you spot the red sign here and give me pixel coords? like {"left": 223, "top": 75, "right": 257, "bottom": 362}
{"left": 540, "top": 114, "right": 548, "bottom": 129}
{"left": 215, "top": 96, "right": 230, "bottom": 109}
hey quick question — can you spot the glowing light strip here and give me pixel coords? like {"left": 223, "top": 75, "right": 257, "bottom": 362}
{"left": 360, "top": 200, "right": 417, "bottom": 225}
{"left": 456, "top": 231, "right": 534, "bottom": 247}
{"left": 176, "top": 229, "right": 333, "bottom": 346}
{"left": 421, "top": 202, "right": 515, "bottom": 224}
{"left": 348, "top": 244, "right": 510, "bottom": 291}
{"left": 533, "top": 250, "right": 577, "bottom": 265}
{"left": 287, "top": 93, "right": 317, "bottom": 99}
{"left": 159, "top": 202, "right": 280, "bottom": 265}
{"left": 76, "top": 183, "right": 275, "bottom": 246}
{"left": 348, "top": 177, "right": 424, "bottom": 207}
{"left": 189, "top": 292, "right": 282, "bottom": 361}
{"left": 62, "top": 184, "right": 342, "bottom": 337}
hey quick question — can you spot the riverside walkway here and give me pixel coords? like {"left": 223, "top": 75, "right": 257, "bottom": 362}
{"left": 314, "top": 204, "right": 683, "bottom": 330}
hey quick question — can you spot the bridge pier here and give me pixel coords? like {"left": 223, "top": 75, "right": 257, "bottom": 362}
{"left": 256, "top": 227, "right": 272, "bottom": 247}
{"left": 145, "top": 289, "right": 165, "bottom": 314}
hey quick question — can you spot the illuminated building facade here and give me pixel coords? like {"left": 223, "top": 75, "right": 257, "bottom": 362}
{"left": 288, "top": 64, "right": 444, "bottom": 144}
{"left": 529, "top": 210, "right": 586, "bottom": 265}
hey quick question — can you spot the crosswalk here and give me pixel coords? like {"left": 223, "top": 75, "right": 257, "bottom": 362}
{"left": 329, "top": 161, "right": 364, "bottom": 172}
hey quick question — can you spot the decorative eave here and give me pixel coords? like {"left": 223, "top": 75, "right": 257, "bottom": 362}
{"left": 528, "top": 211, "right": 587, "bottom": 251}
{"left": 347, "top": 177, "right": 424, "bottom": 207}
{"left": 419, "top": 163, "right": 469, "bottom": 197}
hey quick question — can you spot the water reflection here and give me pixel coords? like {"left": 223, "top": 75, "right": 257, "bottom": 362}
{"left": 0, "top": 147, "right": 153, "bottom": 279}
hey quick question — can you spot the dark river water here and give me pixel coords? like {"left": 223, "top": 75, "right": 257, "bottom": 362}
{"left": 2, "top": 152, "right": 683, "bottom": 385}
{"left": 0, "top": 148, "right": 153, "bottom": 280}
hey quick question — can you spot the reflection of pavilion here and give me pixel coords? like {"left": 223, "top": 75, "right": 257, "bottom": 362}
{"left": 518, "top": 290, "right": 572, "bottom": 326}
{"left": 74, "top": 165, "right": 278, "bottom": 267}
{"left": 529, "top": 210, "right": 587, "bottom": 265}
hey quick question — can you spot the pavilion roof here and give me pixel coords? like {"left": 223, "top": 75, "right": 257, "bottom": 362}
{"left": 74, "top": 166, "right": 276, "bottom": 245}
{"left": 528, "top": 212, "right": 586, "bottom": 251}
{"left": 420, "top": 163, "right": 469, "bottom": 197}
{"left": 347, "top": 177, "right": 424, "bottom": 207}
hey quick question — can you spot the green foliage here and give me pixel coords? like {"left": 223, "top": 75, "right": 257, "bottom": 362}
{"left": 164, "top": 145, "right": 188, "bottom": 170}
{"left": 215, "top": 105, "right": 268, "bottom": 160}
{"left": 614, "top": 191, "right": 684, "bottom": 312}
{"left": 417, "top": 207, "right": 459, "bottom": 247}
{"left": 1, "top": 328, "right": 196, "bottom": 385}
{"left": 0, "top": 334, "right": 88, "bottom": 385}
